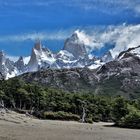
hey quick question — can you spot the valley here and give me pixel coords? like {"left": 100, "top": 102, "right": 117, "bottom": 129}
{"left": 0, "top": 118, "right": 139, "bottom": 140}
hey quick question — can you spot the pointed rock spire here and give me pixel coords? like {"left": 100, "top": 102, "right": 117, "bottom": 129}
{"left": 27, "top": 40, "right": 55, "bottom": 72}
{"left": 0, "top": 51, "right": 6, "bottom": 65}
{"left": 63, "top": 31, "right": 87, "bottom": 59}
{"left": 34, "top": 39, "right": 42, "bottom": 51}
{"left": 15, "top": 56, "right": 25, "bottom": 72}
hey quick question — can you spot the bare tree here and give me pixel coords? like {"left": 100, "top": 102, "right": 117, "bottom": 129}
{"left": 81, "top": 105, "right": 86, "bottom": 123}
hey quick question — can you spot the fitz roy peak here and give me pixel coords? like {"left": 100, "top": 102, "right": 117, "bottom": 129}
{"left": 63, "top": 30, "right": 88, "bottom": 59}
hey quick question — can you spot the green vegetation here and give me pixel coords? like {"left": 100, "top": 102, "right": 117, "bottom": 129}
{"left": 111, "top": 96, "right": 129, "bottom": 123}
{"left": 118, "top": 104, "right": 140, "bottom": 128}
{"left": 43, "top": 111, "right": 80, "bottom": 121}
{"left": 0, "top": 77, "right": 140, "bottom": 128}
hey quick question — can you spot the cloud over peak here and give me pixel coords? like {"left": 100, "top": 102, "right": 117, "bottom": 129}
{"left": 0, "top": 31, "right": 71, "bottom": 42}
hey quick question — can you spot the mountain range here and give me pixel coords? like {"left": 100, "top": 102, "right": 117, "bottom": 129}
{"left": 0, "top": 30, "right": 107, "bottom": 79}
{"left": 0, "top": 30, "right": 140, "bottom": 98}
{"left": 18, "top": 45, "right": 140, "bottom": 98}
{"left": 0, "top": 30, "right": 139, "bottom": 88}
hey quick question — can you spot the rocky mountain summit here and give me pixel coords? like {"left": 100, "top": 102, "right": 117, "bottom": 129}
{"left": 27, "top": 40, "right": 55, "bottom": 72}
{"left": 63, "top": 30, "right": 88, "bottom": 59}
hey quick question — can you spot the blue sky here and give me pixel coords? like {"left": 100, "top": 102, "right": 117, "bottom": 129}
{"left": 0, "top": 0, "right": 140, "bottom": 57}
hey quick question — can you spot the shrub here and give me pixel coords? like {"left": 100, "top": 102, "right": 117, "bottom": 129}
{"left": 111, "top": 96, "right": 128, "bottom": 123}
{"left": 86, "top": 118, "right": 93, "bottom": 124}
{"left": 92, "top": 114, "right": 101, "bottom": 122}
{"left": 43, "top": 111, "right": 80, "bottom": 121}
{"left": 118, "top": 112, "right": 140, "bottom": 128}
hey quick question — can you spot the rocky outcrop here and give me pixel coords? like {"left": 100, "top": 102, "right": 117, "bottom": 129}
{"left": 19, "top": 68, "right": 98, "bottom": 92}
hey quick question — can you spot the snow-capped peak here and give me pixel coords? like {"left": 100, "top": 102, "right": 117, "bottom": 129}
{"left": 27, "top": 40, "right": 55, "bottom": 72}
{"left": 56, "top": 50, "right": 75, "bottom": 61}
{"left": 0, "top": 51, "right": 6, "bottom": 65}
{"left": 23, "top": 56, "right": 30, "bottom": 65}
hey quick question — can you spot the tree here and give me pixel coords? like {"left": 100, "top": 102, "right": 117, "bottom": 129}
{"left": 111, "top": 96, "right": 128, "bottom": 123}
{"left": 17, "top": 88, "right": 28, "bottom": 109}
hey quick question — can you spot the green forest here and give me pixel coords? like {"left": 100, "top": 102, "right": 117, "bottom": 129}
{"left": 0, "top": 77, "right": 140, "bottom": 128}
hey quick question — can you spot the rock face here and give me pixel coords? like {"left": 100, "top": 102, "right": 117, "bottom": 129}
{"left": 63, "top": 31, "right": 87, "bottom": 59}
{"left": 14, "top": 56, "right": 25, "bottom": 72}
{"left": 101, "top": 51, "right": 113, "bottom": 63}
{"left": 0, "top": 51, "right": 17, "bottom": 79}
{"left": 27, "top": 40, "right": 55, "bottom": 72}
{"left": 96, "top": 48, "right": 140, "bottom": 98}
{"left": 19, "top": 68, "right": 98, "bottom": 92}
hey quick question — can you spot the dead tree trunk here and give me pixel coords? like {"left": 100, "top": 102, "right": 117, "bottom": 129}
{"left": 0, "top": 100, "right": 9, "bottom": 112}
{"left": 19, "top": 99, "right": 22, "bottom": 109}
{"left": 81, "top": 106, "right": 86, "bottom": 123}
{"left": 11, "top": 100, "right": 16, "bottom": 109}
{"left": 0, "top": 100, "right": 4, "bottom": 109}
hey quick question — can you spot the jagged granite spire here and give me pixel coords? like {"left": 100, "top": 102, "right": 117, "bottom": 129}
{"left": 0, "top": 51, "right": 6, "bottom": 65}
{"left": 15, "top": 56, "right": 25, "bottom": 72}
{"left": 63, "top": 31, "right": 87, "bottom": 59}
{"left": 34, "top": 39, "right": 42, "bottom": 51}
{"left": 27, "top": 40, "right": 55, "bottom": 72}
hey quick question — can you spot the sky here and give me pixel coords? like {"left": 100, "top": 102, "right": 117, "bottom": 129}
{"left": 0, "top": 0, "right": 140, "bottom": 58}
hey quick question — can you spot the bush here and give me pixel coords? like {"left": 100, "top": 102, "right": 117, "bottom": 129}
{"left": 111, "top": 96, "right": 128, "bottom": 123}
{"left": 118, "top": 112, "right": 140, "bottom": 128}
{"left": 86, "top": 118, "right": 93, "bottom": 124}
{"left": 43, "top": 111, "right": 80, "bottom": 121}
{"left": 92, "top": 114, "right": 101, "bottom": 122}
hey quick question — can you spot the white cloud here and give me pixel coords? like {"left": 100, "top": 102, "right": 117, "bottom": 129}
{"left": 74, "top": 30, "right": 103, "bottom": 52}
{"left": 104, "top": 25, "right": 140, "bottom": 57}
{"left": 0, "top": 31, "right": 71, "bottom": 42}
{"left": 68, "top": 24, "right": 140, "bottom": 57}
{"left": 75, "top": 30, "right": 94, "bottom": 46}
{"left": 87, "top": 24, "right": 140, "bottom": 58}
{"left": 1, "top": 24, "right": 140, "bottom": 59}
